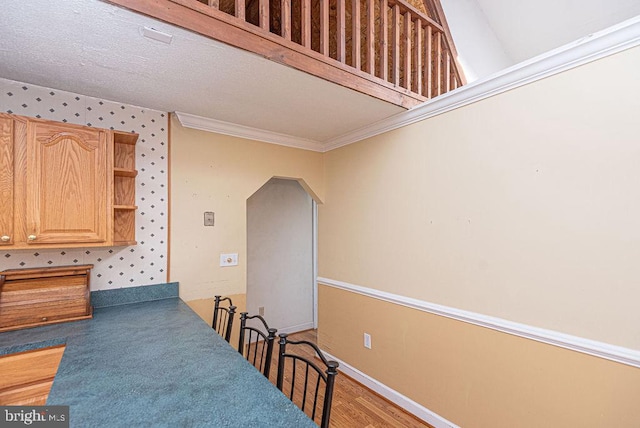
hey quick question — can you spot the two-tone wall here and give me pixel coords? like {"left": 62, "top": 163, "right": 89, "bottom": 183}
{"left": 317, "top": 46, "right": 640, "bottom": 426}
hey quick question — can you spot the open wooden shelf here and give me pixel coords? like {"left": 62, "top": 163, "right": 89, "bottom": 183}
{"left": 112, "top": 132, "right": 138, "bottom": 246}
{"left": 113, "top": 168, "right": 138, "bottom": 178}
{"left": 112, "top": 131, "right": 138, "bottom": 146}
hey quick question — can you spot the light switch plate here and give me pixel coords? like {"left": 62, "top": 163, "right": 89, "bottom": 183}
{"left": 204, "top": 212, "right": 215, "bottom": 226}
{"left": 220, "top": 253, "right": 238, "bottom": 267}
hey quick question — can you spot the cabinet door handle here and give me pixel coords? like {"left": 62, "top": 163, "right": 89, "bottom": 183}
{"left": 0, "top": 235, "right": 9, "bottom": 242}
{"left": 28, "top": 234, "right": 37, "bottom": 241}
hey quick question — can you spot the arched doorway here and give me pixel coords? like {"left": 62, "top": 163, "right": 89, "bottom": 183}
{"left": 246, "top": 178, "right": 317, "bottom": 333}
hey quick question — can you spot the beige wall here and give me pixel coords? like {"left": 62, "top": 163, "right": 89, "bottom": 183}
{"left": 170, "top": 116, "right": 324, "bottom": 302}
{"left": 319, "top": 46, "right": 640, "bottom": 350}
{"left": 319, "top": 285, "right": 640, "bottom": 428}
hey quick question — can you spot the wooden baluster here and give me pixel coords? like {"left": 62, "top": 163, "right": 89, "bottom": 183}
{"left": 259, "top": 0, "right": 269, "bottom": 30}
{"left": 443, "top": 50, "right": 450, "bottom": 93}
{"left": 320, "top": 0, "right": 329, "bottom": 55}
{"left": 352, "top": 0, "right": 361, "bottom": 70}
{"left": 282, "top": 0, "right": 291, "bottom": 40}
{"left": 208, "top": 0, "right": 220, "bottom": 9}
{"left": 414, "top": 21, "right": 422, "bottom": 95}
{"left": 391, "top": 4, "right": 400, "bottom": 86}
{"left": 424, "top": 24, "right": 432, "bottom": 98}
{"left": 433, "top": 30, "right": 442, "bottom": 97}
{"left": 235, "top": 0, "right": 245, "bottom": 20}
{"left": 403, "top": 11, "right": 411, "bottom": 90}
{"left": 302, "top": 0, "right": 311, "bottom": 47}
{"left": 337, "top": 0, "right": 346, "bottom": 62}
{"left": 379, "top": 0, "right": 388, "bottom": 81}
{"left": 366, "top": 0, "right": 375, "bottom": 74}
{"left": 452, "top": 60, "right": 459, "bottom": 90}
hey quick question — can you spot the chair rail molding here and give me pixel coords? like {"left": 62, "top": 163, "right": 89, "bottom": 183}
{"left": 317, "top": 277, "right": 640, "bottom": 369}
{"left": 323, "top": 15, "right": 640, "bottom": 151}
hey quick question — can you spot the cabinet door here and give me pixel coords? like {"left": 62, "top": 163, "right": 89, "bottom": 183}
{"left": 0, "top": 116, "right": 14, "bottom": 246}
{"left": 26, "top": 121, "right": 109, "bottom": 244}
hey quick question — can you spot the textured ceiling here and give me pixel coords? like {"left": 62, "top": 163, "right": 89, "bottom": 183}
{"left": 0, "top": 0, "right": 404, "bottom": 147}
{"left": 1, "top": 0, "right": 638, "bottom": 149}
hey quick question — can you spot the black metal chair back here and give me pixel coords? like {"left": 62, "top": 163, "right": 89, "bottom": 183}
{"left": 212, "top": 295, "right": 236, "bottom": 342}
{"left": 276, "top": 333, "right": 339, "bottom": 428}
{"left": 238, "top": 312, "right": 277, "bottom": 378}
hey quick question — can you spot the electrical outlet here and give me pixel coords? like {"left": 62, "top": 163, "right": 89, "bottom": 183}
{"left": 219, "top": 253, "right": 238, "bottom": 267}
{"left": 364, "top": 333, "right": 372, "bottom": 349}
{"left": 259, "top": 306, "right": 265, "bottom": 316}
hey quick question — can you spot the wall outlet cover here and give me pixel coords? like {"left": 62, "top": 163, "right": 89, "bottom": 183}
{"left": 220, "top": 253, "right": 238, "bottom": 267}
{"left": 364, "top": 333, "right": 372, "bottom": 349}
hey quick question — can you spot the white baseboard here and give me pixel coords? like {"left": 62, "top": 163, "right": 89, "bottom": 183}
{"left": 277, "top": 322, "right": 315, "bottom": 335}
{"left": 322, "top": 350, "right": 459, "bottom": 428}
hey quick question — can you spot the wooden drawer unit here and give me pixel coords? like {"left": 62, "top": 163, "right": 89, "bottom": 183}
{"left": 0, "top": 265, "right": 93, "bottom": 332}
{"left": 0, "top": 345, "right": 65, "bottom": 405}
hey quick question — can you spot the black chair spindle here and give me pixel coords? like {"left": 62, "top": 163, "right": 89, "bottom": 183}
{"left": 212, "top": 295, "right": 236, "bottom": 343}
{"left": 238, "top": 312, "right": 277, "bottom": 378}
{"left": 276, "top": 333, "right": 339, "bottom": 428}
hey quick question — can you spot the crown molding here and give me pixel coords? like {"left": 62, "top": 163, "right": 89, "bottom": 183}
{"left": 175, "top": 17, "right": 640, "bottom": 152}
{"left": 318, "top": 277, "right": 640, "bottom": 369}
{"left": 174, "top": 112, "right": 325, "bottom": 152}
{"left": 323, "top": 15, "right": 640, "bottom": 151}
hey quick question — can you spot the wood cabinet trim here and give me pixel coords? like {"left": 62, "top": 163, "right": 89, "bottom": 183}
{"left": 0, "top": 345, "right": 65, "bottom": 406}
{"left": 0, "top": 113, "right": 136, "bottom": 249}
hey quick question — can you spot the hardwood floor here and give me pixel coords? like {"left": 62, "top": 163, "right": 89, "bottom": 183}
{"left": 250, "top": 329, "right": 433, "bottom": 428}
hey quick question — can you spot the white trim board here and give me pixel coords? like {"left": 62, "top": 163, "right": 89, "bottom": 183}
{"left": 317, "top": 277, "right": 640, "bottom": 369}
{"left": 176, "top": 16, "right": 640, "bottom": 152}
{"left": 322, "top": 350, "right": 459, "bottom": 428}
{"left": 174, "top": 112, "right": 325, "bottom": 152}
{"left": 277, "top": 322, "right": 315, "bottom": 335}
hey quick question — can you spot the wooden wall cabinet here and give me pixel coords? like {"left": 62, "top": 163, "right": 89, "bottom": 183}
{"left": 0, "top": 113, "right": 137, "bottom": 248}
{"left": 27, "top": 119, "right": 110, "bottom": 245}
{"left": 0, "top": 115, "right": 20, "bottom": 247}
{"left": 0, "top": 265, "right": 93, "bottom": 332}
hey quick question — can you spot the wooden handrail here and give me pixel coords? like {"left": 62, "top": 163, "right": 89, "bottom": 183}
{"left": 387, "top": 0, "right": 443, "bottom": 31}
{"left": 108, "top": 0, "right": 465, "bottom": 107}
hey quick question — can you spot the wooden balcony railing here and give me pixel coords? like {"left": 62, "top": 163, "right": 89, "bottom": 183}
{"left": 108, "top": 0, "right": 465, "bottom": 108}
